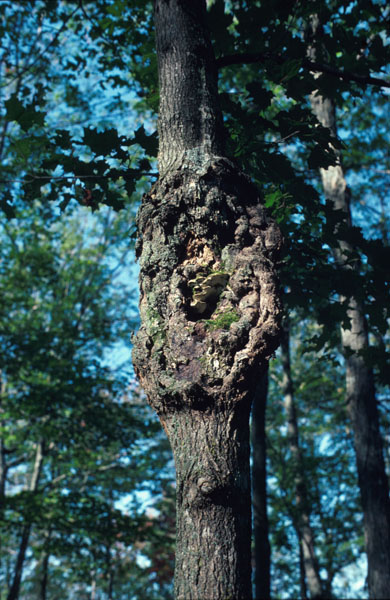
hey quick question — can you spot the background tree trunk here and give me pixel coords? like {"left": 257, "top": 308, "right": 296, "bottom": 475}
{"left": 39, "top": 528, "right": 52, "bottom": 600}
{"left": 133, "top": 1, "right": 282, "bottom": 598}
{"left": 7, "top": 441, "right": 44, "bottom": 600}
{"left": 308, "top": 16, "right": 390, "bottom": 598}
{"left": 298, "top": 532, "right": 308, "bottom": 600}
{"left": 0, "top": 373, "right": 8, "bottom": 499}
{"left": 251, "top": 370, "right": 271, "bottom": 600}
{"left": 280, "top": 325, "right": 324, "bottom": 599}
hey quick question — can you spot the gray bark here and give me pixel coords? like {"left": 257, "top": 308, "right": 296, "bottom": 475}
{"left": 40, "top": 545, "right": 49, "bottom": 600}
{"left": 0, "top": 437, "right": 7, "bottom": 500}
{"left": 7, "top": 440, "right": 44, "bottom": 600}
{"left": 251, "top": 370, "right": 271, "bottom": 600}
{"left": 39, "top": 527, "right": 52, "bottom": 600}
{"left": 298, "top": 532, "right": 309, "bottom": 600}
{"left": 280, "top": 326, "right": 324, "bottom": 600}
{"left": 133, "top": 1, "right": 282, "bottom": 597}
{"left": 155, "top": 0, "right": 224, "bottom": 175}
{"left": 0, "top": 373, "right": 7, "bottom": 499}
{"left": 308, "top": 16, "right": 390, "bottom": 598}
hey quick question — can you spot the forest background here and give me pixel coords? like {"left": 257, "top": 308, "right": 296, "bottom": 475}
{"left": 0, "top": 0, "right": 389, "bottom": 599}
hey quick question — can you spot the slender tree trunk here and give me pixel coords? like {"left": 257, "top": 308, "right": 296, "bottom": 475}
{"left": 40, "top": 549, "right": 49, "bottom": 600}
{"left": 0, "top": 438, "right": 7, "bottom": 500}
{"left": 297, "top": 530, "right": 308, "bottom": 600}
{"left": 251, "top": 370, "right": 271, "bottom": 600}
{"left": 90, "top": 573, "right": 97, "bottom": 600}
{"left": 39, "top": 528, "right": 52, "bottom": 600}
{"left": 280, "top": 325, "right": 324, "bottom": 599}
{"left": 132, "top": 2, "right": 282, "bottom": 598}
{"left": 7, "top": 441, "right": 44, "bottom": 600}
{"left": 107, "top": 572, "right": 114, "bottom": 600}
{"left": 0, "top": 373, "right": 8, "bottom": 499}
{"left": 105, "top": 543, "right": 114, "bottom": 600}
{"left": 308, "top": 16, "right": 390, "bottom": 599}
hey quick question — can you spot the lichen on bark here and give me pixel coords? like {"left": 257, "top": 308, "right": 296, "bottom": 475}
{"left": 132, "top": 2, "right": 282, "bottom": 597}
{"left": 132, "top": 155, "right": 282, "bottom": 599}
{"left": 132, "top": 156, "right": 282, "bottom": 416}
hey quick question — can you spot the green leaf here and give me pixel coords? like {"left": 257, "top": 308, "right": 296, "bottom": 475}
{"left": 82, "top": 127, "right": 127, "bottom": 156}
{"left": 246, "top": 82, "right": 273, "bottom": 111}
{"left": 280, "top": 58, "right": 302, "bottom": 82}
{"left": 307, "top": 145, "right": 337, "bottom": 170}
{"left": 0, "top": 195, "right": 16, "bottom": 219}
{"left": 4, "top": 94, "right": 45, "bottom": 131}
{"left": 133, "top": 125, "right": 158, "bottom": 156}
{"left": 265, "top": 189, "right": 284, "bottom": 208}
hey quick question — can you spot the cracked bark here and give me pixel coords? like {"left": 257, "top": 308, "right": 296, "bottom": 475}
{"left": 132, "top": 2, "right": 282, "bottom": 598}
{"left": 308, "top": 15, "right": 390, "bottom": 599}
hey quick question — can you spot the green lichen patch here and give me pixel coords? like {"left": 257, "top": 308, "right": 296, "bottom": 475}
{"left": 204, "top": 308, "right": 240, "bottom": 331}
{"left": 145, "top": 306, "right": 166, "bottom": 347}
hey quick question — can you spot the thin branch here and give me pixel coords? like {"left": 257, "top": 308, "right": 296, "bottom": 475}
{"left": 44, "top": 456, "right": 122, "bottom": 490}
{"left": 216, "top": 52, "right": 390, "bottom": 89}
{"left": 0, "top": 172, "right": 158, "bottom": 185}
{"left": 361, "top": 167, "right": 390, "bottom": 175}
{"left": 268, "top": 130, "right": 301, "bottom": 145}
{"left": 6, "top": 454, "right": 29, "bottom": 470}
{"left": 1, "top": 6, "right": 80, "bottom": 88}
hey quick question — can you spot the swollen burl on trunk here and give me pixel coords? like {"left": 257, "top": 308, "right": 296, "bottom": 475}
{"left": 132, "top": 157, "right": 282, "bottom": 415}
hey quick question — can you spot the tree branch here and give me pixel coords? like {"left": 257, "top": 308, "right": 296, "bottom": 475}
{"left": 216, "top": 52, "right": 390, "bottom": 89}
{"left": 0, "top": 173, "right": 158, "bottom": 186}
{"left": 0, "top": 5, "right": 80, "bottom": 88}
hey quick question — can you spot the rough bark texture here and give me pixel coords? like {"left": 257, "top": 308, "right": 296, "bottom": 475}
{"left": 280, "top": 326, "right": 324, "bottom": 600}
{"left": 133, "top": 157, "right": 282, "bottom": 599}
{"left": 155, "top": 0, "right": 224, "bottom": 175}
{"left": 132, "top": 2, "right": 282, "bottom": 598}
{"left": 251, "top": 370, "right": 271, "bottom": 600}
{"left": 308, "top": 16, "right": 390, "bottom": 599}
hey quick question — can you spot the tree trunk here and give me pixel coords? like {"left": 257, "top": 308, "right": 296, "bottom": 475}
{"left": 40, "top": 549, "right": 49, "bottom": 600}
{"left": 308, "top": 16, "right": 390, "bottom": 598}
{"left": 132, "top": 2, "right": 282, "bottom": 598}
{"left": 280, "top": 325, "right": 324, "bottom": 600}
{"left": 298, "top": 530, "right": 308, "bottom": 600}
{"left": 0, "top": 372, "right": 8, "bottom": 499}
{"left": 0, "top": 437, "right": 7, "bottom": 500}
{"left": 39, "top": 528, "right": 52, "bottom": 600}
{"left": 251, "top": 370, "right": 271, "bottom": 600}
{"left": 90, "top": 573, "right": 97, "bottom": 600}
{"left": 105, "top": 543, "right": 114, "bottom": 600}
{"left": 7, "top": 440, "right": 44, "bottom": 600}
